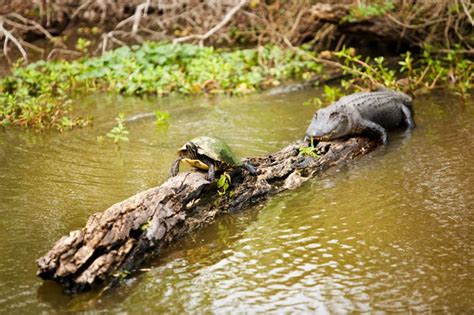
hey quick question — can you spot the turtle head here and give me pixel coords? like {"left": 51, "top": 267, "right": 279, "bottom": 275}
{"left": 178, "top": 142, "right": 199, "bottom": 159}
{"left": 305, "top": 109, "right": 350, "bottom": 142}
{"left": 185, "top": 142, "right": 199, "bottom": 159}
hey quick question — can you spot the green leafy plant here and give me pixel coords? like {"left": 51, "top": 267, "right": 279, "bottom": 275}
{"left": 299, "top": 138, "right": 319, "bottom": 158}
{"left": 217, "top": 172, "right": 232, "bottom": 195}
{"left": 106, "top": 113, "right": 129, "bottom": 144}
{"left": 113, "top": 269, "right": 131, "bottom": 282}
{"left": 304, "top": 85, "right": 343, "bottom": 108}
{"left": 75, "top": 38, "right": 91, "bottom": 54}
{"left": 154, "top": 110, "right": 170, "bottom": 126}
{"left": 140, "top": 219, "right": 152, "bottom": 231}
{"left": 0, "top": 42, "right": 323, "bottom": 131}
{"left": 334, "top": 45, "right": 472, "bottom": 96}
{"left": 334, "top": 46, "right": 397, "bottom": 89}
{"left": 323, "top": 85, "right": 343, "bottom": 103}
{"left": 342, "top": 1, "right": 395, "bottom": 23}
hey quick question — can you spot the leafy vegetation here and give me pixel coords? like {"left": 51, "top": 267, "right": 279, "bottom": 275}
{"left": 342, "top": 1, "right": 395, "bottom": 23}
{"left": 334, "top": 45, "right": 472, "bottom": 95}
{"left": 154, "top": 110, "right": 170, "bottom": 126}
{"left": 305, "top": 45, "right": 472, "bottom": 108}
{"left": 106, "top": 113, "right": 129, "bottom": 144}
{"left": 0, "top": 40, "right": 471, "bottom": 132}
{"left": 0, "top": 42, "right": 322, "bottom": 131}
{"left": 299, "top": 138, "right": 319, "bottom": 158}
{"left": 217, "top": 172, "right": 232, "bottom": 196}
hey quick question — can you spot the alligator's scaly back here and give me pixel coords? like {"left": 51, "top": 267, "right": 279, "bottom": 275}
{"left": 305, "top": 89, "right": 415, "bottom": 143}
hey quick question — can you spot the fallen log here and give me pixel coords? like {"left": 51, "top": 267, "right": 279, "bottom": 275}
{"left": 36, "top": 137, "right": 378, "bottom": 293}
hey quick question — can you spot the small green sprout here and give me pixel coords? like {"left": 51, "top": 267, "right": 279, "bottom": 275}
{"left": 154, "top": 110, "right": 170, "bottom": 126}
{"left": 140, "top": 219, "right": 152, "bottom": 231}
{"left": 217, "top": 172, "right": 232, "bottom": 195}
{"left": 107, "top": 113, "right": 129, "bottom": 144}
{"left": 299, "top": 137, "right": 319, "bottom": 158}
{"left": 75, "top": 37, "right": 91, "bottom": 54}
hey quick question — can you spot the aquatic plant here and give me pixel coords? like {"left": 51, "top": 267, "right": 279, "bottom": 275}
{"left": 154, "top": 110, "right": 170, "bottom": 126}
{"left": 106, "top": 113, "right": 129, "bottom": 144}
{"left": 0, "top": 42, "right": 322, "bottom": 131}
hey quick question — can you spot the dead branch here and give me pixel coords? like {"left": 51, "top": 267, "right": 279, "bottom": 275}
{"left": 0, "top": 1, "right": 472, "bottom": 65}
{"left": 37, "top": 136, "right": 378, "bottom": 293}
{"left": 460, "top": 0, "right": 473, "bottom": 26}
{"left": 173, "top": 0, "right": 247, "bottom": 45}
{"left": 132, "top": 0, "right": 151, "bottom": 35}
{"left": 0, "top": 17, "right": 28, "bottom": 62}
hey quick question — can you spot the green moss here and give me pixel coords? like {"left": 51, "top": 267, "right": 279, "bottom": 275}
{"left": 0, "top": 42, "right": 322, "bottom": 131}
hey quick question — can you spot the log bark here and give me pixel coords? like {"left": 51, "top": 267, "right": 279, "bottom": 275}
{"left": 36, "top": 137, "right": 378, "bottom": 293}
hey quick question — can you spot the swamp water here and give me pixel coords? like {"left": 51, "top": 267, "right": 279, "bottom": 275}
{"left": 0, "top": 91, "right": 472, "bottom": 313}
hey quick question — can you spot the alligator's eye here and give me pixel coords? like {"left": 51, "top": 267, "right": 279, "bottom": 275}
{"left": 329, "top": 112, "right": 339, "bottom": 119}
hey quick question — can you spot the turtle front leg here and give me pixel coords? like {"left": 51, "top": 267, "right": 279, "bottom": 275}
{"left": 206, "top": 162, "right": 216, "bottom": 181}
{"left": 242, "top": 162, "right": 257, "bottom": 176}
{"left": 169, "top": 157, "right": 183, "bottom": 177}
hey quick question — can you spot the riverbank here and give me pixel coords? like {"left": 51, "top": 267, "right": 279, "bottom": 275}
{"left": 0, "top": 41, "right": 471, "bottom": 132}
{"left": 0, "top": 43, "right": 323, "bottom": 130}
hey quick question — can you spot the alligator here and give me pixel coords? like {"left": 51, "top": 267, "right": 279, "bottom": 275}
{"left": 305, "top": 89, "right": 415, "bottom": 144}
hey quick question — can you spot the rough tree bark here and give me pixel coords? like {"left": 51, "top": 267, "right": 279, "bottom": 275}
{"left": 36, "top": 137, "right": 378, "bottom": 293}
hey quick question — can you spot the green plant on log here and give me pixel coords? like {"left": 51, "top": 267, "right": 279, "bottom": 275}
{"left": 217, "top": 172, "right": 232, "bottom": 196}
{"left": 299, "top": 138, "right": 319, "bottom": 159}
{"left": 140, "top": 219, "right": 152, "bottom": 231}
{"left": 107, "top": 113, "right": 129, "bottom": 144}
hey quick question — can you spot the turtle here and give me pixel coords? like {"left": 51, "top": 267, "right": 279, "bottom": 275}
{"left": 169, "top": 136, "right": 257, "bottom": 181}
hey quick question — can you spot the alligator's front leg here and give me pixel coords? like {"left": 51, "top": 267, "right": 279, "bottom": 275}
{"left": 358, "top": 119, "right": 388, "bottom": 144}
{"left": 401, "top": 104, "right": 416, "bottom": 129}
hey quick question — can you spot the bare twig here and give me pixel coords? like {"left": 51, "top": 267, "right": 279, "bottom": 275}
{"left": 47, "top": 48, "right": 82, "bottom": 60}
{"left": 71, "top": 0, "right": 94, "bottom": 19}
{"left": 280, "top": 35, "right": 378, "bottom": 86}
{"left": 459, "top": 0, "right": 473, "bottom": 26}
{"left": 173, "top": 0, "right": 248, "bottom": 45}
{"left": 132, "top": 0, "right": 151, "bottom": 35}
{"left": 6, "top": 13, "right": 55, "bottom": 41}
{"left": 0, "top": 18, "right": 28, "bottom": 63}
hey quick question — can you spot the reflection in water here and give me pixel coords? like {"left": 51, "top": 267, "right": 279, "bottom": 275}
{"left": 0, "top": 91, "right": 473, "bottom": 313}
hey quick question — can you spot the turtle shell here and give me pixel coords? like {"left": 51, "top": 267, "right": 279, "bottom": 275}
{"left": 178, "top": 136, "right": 240, "bottom": 167}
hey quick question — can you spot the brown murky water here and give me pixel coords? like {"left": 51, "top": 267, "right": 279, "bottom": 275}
{"left": 0, "top": 90, "right": 473, "bottom": 313}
